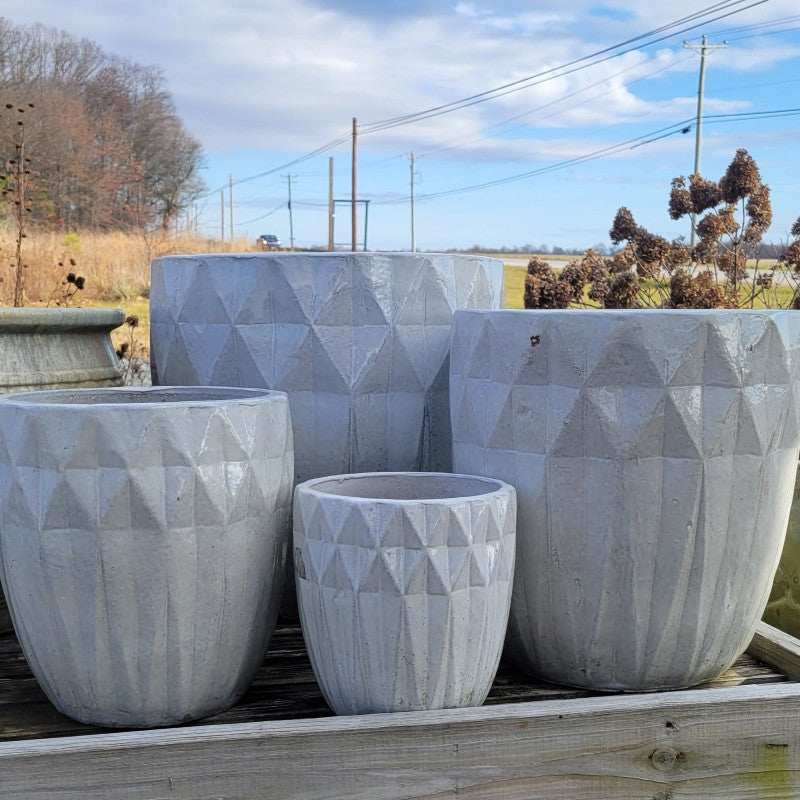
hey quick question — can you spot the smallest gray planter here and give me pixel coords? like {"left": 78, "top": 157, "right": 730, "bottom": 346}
{"left": 294, "top": 472, "right": 516, "bottom": 716}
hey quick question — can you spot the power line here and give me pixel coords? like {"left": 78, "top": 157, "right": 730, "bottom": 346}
{"left": 358, "top": 0, "right": 769, "bottom": 135}
{"left": 201, "top": 0, "right": 772, "bottom": 197}
{"left": 414, "top": 53, "right": 696, "bottom": 161}
{"left": 368, "top": 107, "right": 800, "bottom": 206}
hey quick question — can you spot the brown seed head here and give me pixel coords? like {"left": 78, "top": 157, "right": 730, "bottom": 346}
{"left": 719, "top": 149, "right": 762, "bottom": 204}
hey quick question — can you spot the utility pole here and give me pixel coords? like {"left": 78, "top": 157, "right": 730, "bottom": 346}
{"left": 220, "top": 189, "right": 225, "bottom": 243}
{"left": 328, "top": 157, "right": 335, "bottom": 251}
{"left": 351, "top": 117, "right": 358, "bottom": 252}
{"left": 284, "top": 173, "right": 297, "bottom": 250}
{"left": 410, "top": 153, "right": 416, "bottom": 252}
{"left": 683, "top": 35, "right": 727, "bottom": 248}
{"left": 229, "top": 173, "right": 234, "bottom": 248}
{"left": 405, "top": 152, "right": 423, "bottom": 252}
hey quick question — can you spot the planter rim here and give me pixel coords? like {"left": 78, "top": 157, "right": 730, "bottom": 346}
{"left": 296, "top": 471, "right": 513, "bottom": 504}
{"left": 0, "top": 385, "right": 287, "bottom": 409}
{"left": 455, "top": 307, "right": 795, "bottom": 319}
{"left": 0, "top": 307, "right": 124, "bottom": 332}
{"left": 153, "top": 252, "right": 502, "bottom": 263}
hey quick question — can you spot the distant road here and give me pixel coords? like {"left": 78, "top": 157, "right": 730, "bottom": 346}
{"left": 502, "top": 257, "right": 569, "bottom": 269}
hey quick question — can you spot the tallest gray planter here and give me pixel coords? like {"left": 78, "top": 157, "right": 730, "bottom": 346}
{"left": 150, "top": 252, "right": 504, "bottom": 480}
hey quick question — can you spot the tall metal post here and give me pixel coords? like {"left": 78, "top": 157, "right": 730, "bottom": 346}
{"left": 351, "top": 117, "right": 358, "bottom": 252}
{"left": 328, "top": 157, "right": 335, "bottom": 251}
{"left": 410, "top": 152, "right": 416, "bottom": 253}
{"left": 229, "top": 173, "right": 234, "bottom": 248}
{"left": 283, "top": 173, "right": 296, "bottom": 250}
{"left": 684, "top": 35, "right": 727, "bottom": 248}
{"left": 220, "top": 189, "right": 225, "bottom": 242}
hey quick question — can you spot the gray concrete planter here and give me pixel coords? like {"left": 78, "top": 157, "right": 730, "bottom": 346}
{"left": 450, "top": 309, "right": 800, "bottom": 692}
{"left": 0, "top": 386, "right": 293, "bottom": 728}
{"left": 0, "top": 307, "right": 124, "bottom": 634}
{"left": 149, "top": 252, "right": 504, "bottom": 480}
{"left": 294, "top": 471, "right": 516, "bottom": 715}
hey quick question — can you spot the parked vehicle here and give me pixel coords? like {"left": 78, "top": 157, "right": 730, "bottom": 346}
{"left": 257, "top": 234, "right": 281, "bottom": 250}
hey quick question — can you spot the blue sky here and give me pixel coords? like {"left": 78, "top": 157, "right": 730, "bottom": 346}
{"left": 6, "top": 0, "right": 800, "bottom": 251}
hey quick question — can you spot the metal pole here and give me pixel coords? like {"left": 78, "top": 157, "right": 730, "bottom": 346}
{"left": 328, "top": 157, "right": 335, "bottom": 251}
{"left": 684, "top": 35, "right": 727, "bottom": 248}
{"left": 229, "top": 173, "right": 234, "bottom": 248}
{"left": 220, "top": 189, "right": 225, "bottom": 242}
{"left": 364, "top": 200, "right": 369, "bottom": 252}
{"left": 351, "top": 117, "right": 357, "bottom": 252}
{"left": 410, "top": 152, "right": 416, "bottom": 252}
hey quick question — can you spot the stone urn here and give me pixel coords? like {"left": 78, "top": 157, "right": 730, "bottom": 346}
{"left": 450, "top": 309, "right": 800, "bottom": 692}
{"left": 149, "top": 252, "right": 504, "bottom": 613}
{"left": 294, "top": 471, "right": 516, "bottom": 715}
{"left": 0, "top": 307, "right": 124, "bottom": 634}
{"left": 0, "top": 386, "right": 293, "bottom": 728}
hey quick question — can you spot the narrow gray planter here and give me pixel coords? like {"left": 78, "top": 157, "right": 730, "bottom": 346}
{"left": 294, "top": 471, "right": 516, "bottom": 715}
{"left": 0, "top": 307, "right": 124, "bottom": 634}
{"left": 450, "top": 309, "right": 800, "bottom": 692}
{"left": 0, "top": 386, "right": 293, "bottom": 728}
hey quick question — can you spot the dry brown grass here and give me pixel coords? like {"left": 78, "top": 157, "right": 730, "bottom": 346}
{"left": 0, "top": 228, "right": 264, "bottom": 359}
{"left": 0, "top": 227, "right": 258, "bottom": 305}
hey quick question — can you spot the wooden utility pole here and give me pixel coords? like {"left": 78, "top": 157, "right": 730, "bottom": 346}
{"left": 351, "top": 117, "right": 358, "bottom": 252}
{"left": 328, "top": 157, "right": 335, "bottom": 251}
{"left": 683, "top": 35, "right": 727, "bottom": 248}
{"left": 220, "top": 189, "right": 225, "bottom": 242}
{"left": 283, "top": 174, "right": 297, "bottom": 250}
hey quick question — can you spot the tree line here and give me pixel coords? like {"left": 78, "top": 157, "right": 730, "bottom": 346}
{"left": 0, "top": 17, "right": 205, "bottom": 231}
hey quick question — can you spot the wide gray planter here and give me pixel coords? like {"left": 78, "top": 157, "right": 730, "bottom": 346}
{"left": 450, "top": 309, "right": 800, "bottom": 692}
{"left": 0, "top": 307, "right": 124, "bottom": 634}
{"left": 294, "top": 471, "right": 516, "bottom": 715}
{"left": 0, "top": 386, "right": 293, "bottom": 728}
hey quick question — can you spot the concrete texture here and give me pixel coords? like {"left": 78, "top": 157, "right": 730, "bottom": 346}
{"left": 149, "top": 252, "right": 504, "bottom": 481}
{"left": 294, "top": 471, "right": 516, "bottom": 715}
{"left": 0, "top": 307, "right": 124, "bottom": 635}
{"left": 450, "top": 308, "right": 800, "bottom": 691}
{"left": 0, "top": 386, "right": 293, "bottom": 728}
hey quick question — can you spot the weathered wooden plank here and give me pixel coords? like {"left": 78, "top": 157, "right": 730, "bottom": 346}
{"left": 1, "top": 624, "right": 788, "bottom": 743}
{"left": 749, "top": 621, "right": 800, "bottom": 682}
{"left": 2, "top": 682, "right": 800, "bottom": 800}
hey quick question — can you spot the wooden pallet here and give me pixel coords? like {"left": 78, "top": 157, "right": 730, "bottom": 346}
{"left": 1, "top": 621, "right": 800, "bottom": 799}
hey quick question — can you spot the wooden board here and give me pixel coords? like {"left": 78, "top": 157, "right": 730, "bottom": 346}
{"left": 1, "top": 621, "right": 799, "bottom": 799}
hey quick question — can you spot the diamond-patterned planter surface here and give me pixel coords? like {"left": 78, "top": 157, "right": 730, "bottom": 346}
{"left": 450, "top": 309, "right": 800, "bottom": 691}
{"left": 150, "top": 252, "right": 504, "bottom": 481}
{"left": 294, "top": 471, "right": 516, "bottom": 715}
{"left": 0, "top": 387, "right": 294, "bottom": 728}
